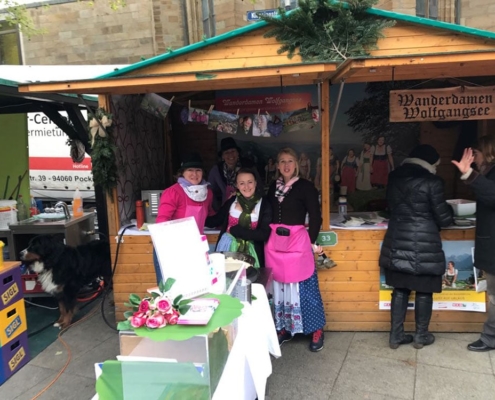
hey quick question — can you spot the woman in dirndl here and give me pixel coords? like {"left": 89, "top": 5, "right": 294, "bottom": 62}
{"left": 206, "top": 168, "right": 272, "bottom": 268}
{"left": 371, "top": 136, "right": 394, "bottom": 188}
{"left": 265, "top": 147, "right": 326, "bottom": 352}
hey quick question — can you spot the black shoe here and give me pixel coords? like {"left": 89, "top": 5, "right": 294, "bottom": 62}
{"left": 467, "top": 339, "right": 495, "bottom": 352}
{"left": 277, "top": 329, "right": 292, "bottom": 346}
{"left": 309, "top": 329, "right": 324, "bottom": 352}
{"left": 389, "top": 334, "right": 413, "bottom": 349}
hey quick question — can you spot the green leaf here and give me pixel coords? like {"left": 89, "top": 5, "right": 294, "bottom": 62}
{"left": 151, "top": 292, "right": 160, "bottom": 299}
{"left": 179, "top": 299, "right": 193, "bottom": 306}
{"left": 123, "top": 302, "right": 133, "bottom": 308}
{"left": 163, "top": 277, "right": 176, "bottom": 293}
{"left": 179, "top": 305, "right": 191, "bottom": 315}
{"left": 123, "top": 311, "right": 133, "bottom": 319}
{"left": 173, "top": 294, "right": 183, "bottom": 305}
{"left": 158, "top": 280, "right": 166, "bottom": 293}
{"left": 117, "top": 320, "right": 131, "bottom": 331}
{"left": 251, "top": 295, "right": 257, "bottom": 301}
{"left": 129, "top": 294, "right": 141, "bottom": 305}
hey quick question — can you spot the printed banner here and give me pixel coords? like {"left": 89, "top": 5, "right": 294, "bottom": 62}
{"left": 28, "top": 112, "right": 94, "bottom": 191}
{"left": 390, "top": 85, "right": 495, "bottom": 122}
{"left": 215, "top": 93, "right": 313, "bottom": 114}
{"left": 379, "top": 240, "right": 486, "bottom": 312}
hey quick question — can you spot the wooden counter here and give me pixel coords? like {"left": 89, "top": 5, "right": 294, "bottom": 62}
{"left": 111, "top": 229, "right": 485, "bottom": 332}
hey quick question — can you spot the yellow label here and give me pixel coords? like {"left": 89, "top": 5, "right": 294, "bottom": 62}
{"left": 2, "top": 283, "right": 19, "bottom": 306}
{"left": 9, "top": 346, "right": 26, "bottom": 372}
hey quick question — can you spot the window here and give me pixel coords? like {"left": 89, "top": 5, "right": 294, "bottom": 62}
{"left": 0, "top": 23, "right": 21, "bottom": 65}
{"left": 202, "top": 0, "right": 215, "bottom": 38}
{"left": 416, "top": 0, "right": 438, "bottom": 20}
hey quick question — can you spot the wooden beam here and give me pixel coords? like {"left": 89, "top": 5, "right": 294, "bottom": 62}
{"left": 321, "top": 80, "right": 331, "bottom": 231}
{"left": 18, "top": 64, "right": 335, "bottom": 95}
{"left": 98, "top": 95, "right": 120, "bottom": 236}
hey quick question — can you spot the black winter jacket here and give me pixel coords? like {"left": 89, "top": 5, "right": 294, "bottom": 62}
{"left": 205, "top": 196, "right": 272, "bottom": 268}
{"left": 464, "top": 165, "right": 495, "bottom": 275}
{"left": 379, "top": 160, "right": 453, "bottom": 276}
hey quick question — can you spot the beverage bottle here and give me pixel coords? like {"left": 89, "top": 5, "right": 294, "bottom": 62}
{"left": 338, "top": 196, "right": 347, "bottom": 216}
{"left": 72, "top": 188, "right": 83, "bottom": 217}
{"left": 16, "top": 195, "right": 28, "bottom": 221}
{"left": 30, "top": 195, "right": 39, "bottom": 217}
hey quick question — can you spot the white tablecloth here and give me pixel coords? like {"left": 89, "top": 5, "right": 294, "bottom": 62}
{"left": 213, "top": 283, "right": 281, "bottom": 400}
{"left": 92, "top": 283, "right": 280, "bottom": 400}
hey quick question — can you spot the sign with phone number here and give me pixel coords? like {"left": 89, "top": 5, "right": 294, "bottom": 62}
{"left": 29, "top": 171, "right": 94, "bottom": 191}
{"left": 317, "top": 231, "right": 338, "bottom": 246}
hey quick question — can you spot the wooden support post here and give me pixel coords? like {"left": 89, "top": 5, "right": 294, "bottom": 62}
{"left": 321, "top": 81, "right": 331, "bottom": 231}
{"left": 98, "top": 95, "right": 120, "bottom": 236}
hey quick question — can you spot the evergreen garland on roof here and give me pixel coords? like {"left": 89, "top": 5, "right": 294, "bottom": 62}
{"left": 259, "top": 0, "right": 395, "bottom": 62}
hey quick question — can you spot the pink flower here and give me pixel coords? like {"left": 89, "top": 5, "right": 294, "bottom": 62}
{"left": 165, "top": 311, "right": 179, "bottom": 325}
{"left": 130, "top": 312, "right": 147, "bottom": 328}
{"left": 155, "top": 296, "right": 172, "bottom": 313}
{"left": 138, "top": 299, "right": 152, "bottom": 313}
{"left": 146, "top": 312, "right": 167, "bottom": 329}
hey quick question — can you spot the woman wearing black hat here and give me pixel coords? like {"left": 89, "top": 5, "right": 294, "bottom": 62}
{"left": 379, "top": 144, "right": 453, "bottom": 349}
{"left": 153, "top": 153, "right": 215, "bottom": 282}
{"left": 208, "top": 137, "right": 263, "bottom": 210}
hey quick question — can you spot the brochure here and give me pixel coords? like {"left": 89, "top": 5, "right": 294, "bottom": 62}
{"left": 177, "top": 298, "right": 220, "bottom": 325}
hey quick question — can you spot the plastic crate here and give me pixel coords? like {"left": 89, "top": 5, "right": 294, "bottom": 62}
{"left": 0, "top": 331, "right": 30, "bottom": 385}
{"left": 21, "top": 274, "right": 43, "bottom": 294}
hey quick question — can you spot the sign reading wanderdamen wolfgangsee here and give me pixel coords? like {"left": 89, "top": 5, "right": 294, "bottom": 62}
{"left": 390, "top": 85, "right": 495, "bottom": 122}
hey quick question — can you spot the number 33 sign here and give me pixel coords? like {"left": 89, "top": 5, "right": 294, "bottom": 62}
{"left": 317, "top": 231, "right": 338, "bottom": 246}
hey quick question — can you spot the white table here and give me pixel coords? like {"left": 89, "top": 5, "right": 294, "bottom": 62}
{"left": 93, "top": 283, "right": 280, "bottom": 400}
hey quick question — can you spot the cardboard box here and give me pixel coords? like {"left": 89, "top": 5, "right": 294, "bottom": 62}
{"left": 0, "top": 267, "right": 23, "bottom": 310}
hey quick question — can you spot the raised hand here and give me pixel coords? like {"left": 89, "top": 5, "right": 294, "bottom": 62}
{"left": 452, "top": 148, "right": 475, "bottom": 175}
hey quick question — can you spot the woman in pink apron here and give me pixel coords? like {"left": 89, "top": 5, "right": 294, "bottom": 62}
{"left": 265, "top": 147, "right": 326, "bottom": 352}
{"left": 153, "top": 153, "right": 215, "bottom": 282}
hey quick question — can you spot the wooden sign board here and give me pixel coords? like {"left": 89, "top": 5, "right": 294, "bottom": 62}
{"left": 390, "top": 85, "right": 495, "bottom": 122}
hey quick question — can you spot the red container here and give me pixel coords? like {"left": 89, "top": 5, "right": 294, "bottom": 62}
{"left": 21, "top": 274, "right": 44, "bottom": 294}
{"left": 136, "top": 200, "right": 145, "bottom": 229}
{"left": 0, "top": 331, "right": 30, "bottom": 385}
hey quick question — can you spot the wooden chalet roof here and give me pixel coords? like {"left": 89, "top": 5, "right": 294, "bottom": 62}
{"left": 18, "top": 4, "right": 495, "bottom": 96}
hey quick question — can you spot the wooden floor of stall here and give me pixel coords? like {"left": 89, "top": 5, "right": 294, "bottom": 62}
{"left": 111, "top": 229, "right": 485, "bottom": 332}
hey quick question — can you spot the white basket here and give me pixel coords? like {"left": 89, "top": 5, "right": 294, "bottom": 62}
{"left": 0, "top": 200, "right": 17, "bottom": 230}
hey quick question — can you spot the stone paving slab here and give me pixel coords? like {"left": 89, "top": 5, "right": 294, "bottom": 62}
{"left": 1, "top": 312, "right": 495, "bottom": 400}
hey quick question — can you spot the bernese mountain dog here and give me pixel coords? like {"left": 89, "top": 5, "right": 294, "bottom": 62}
{"left": 20, "top": 235, "right": 112, "bottom": 329}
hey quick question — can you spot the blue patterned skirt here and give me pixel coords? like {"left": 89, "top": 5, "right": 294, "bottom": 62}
{"left": 273, "top": 269, "right": 326, "bottom": 335}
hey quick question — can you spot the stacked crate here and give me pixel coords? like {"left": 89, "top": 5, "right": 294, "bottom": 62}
{"left": 0, "top": 262, "right": 30, "bottom": 385}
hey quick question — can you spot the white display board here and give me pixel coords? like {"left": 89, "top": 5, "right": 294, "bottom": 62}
{"left": 148, "top": 217, "right": 210, "bottom": 299}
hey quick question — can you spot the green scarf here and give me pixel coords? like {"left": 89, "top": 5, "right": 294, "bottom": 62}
{"left": 235, "top": 191, "right": 260, "bottom": 253}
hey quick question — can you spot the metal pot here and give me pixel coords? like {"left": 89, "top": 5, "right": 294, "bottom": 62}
{"left": 219, "top": 251, "right": 259, "bottom": 283}
{"left": 220, "top": 251, "right": 256, "bottom": 267}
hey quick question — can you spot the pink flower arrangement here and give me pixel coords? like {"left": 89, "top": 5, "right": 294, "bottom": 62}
{"left": 117, "top": 278, "right": 192, "bottom": 331}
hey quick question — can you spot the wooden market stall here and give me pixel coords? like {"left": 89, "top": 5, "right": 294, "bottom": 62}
{"left": 18, "top": 7, "right": 495, "bottom": 332}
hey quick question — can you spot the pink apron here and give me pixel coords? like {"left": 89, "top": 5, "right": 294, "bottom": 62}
{"left": 185, "top": 203, "right": 207, "bottom": 234}
{"left": 264, "top": 224, "right": 315, "bottom": 283}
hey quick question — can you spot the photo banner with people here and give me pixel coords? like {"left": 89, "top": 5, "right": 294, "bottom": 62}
{"left": 379, "top": 240, "right": 486, "bottom": 312}
{"left": 214, "top": 86, "right": 322, "bottom": 191}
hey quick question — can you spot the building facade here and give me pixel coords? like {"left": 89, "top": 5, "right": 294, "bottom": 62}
{"left": 0, "top": 0, "right": 494, "bottom": 65}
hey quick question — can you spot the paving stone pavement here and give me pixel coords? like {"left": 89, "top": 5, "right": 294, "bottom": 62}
{"left": 1, "top": 304, "right": 494, "bottom": 400}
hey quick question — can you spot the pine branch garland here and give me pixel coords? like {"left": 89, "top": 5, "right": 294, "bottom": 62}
{"left": 88, "top": 108, "right": 118, "bottom": 198}
{"left": 259, "top": 0, "right": 395, "bottom": 62}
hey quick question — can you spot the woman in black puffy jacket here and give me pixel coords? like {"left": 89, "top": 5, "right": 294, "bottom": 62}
{"left": 379, "top": 144, "right": 453, "bottom": 350}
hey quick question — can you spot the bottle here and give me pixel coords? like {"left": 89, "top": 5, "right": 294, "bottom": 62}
{"left": 16, "top": 195, "right": 28, "bottom": 221}
{"left": 135, "top": 200, "right": 145, "bottom": 229}
{"left": 72, "top": 188, "right": 83, "bottom": 217}
{"left": 338, "top": 196, "right": 347, "bottom": 216}
{"left": 30, "top": 195, "right": 39, "bottom": 217}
